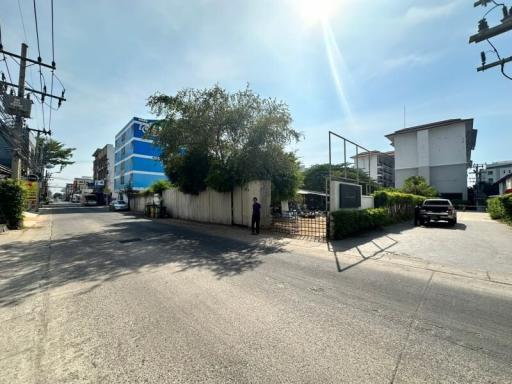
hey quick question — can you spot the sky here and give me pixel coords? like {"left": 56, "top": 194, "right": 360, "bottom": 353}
{"left": 1, "top": 0, "right": 511, "bottom": 191}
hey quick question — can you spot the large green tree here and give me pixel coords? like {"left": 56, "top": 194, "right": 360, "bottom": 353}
{"left": 302, "top": 163, "right": 372, "bottom": 192}
{"left": 147, "top": 85, "right": 302, "bottom": 200}
{"left": 400, "top": 176, "right": 437, "bottom": 197}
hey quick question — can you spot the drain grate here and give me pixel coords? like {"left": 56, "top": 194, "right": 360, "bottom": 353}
{"left": 119, "top": 238, "right": 142, "bottom": 244}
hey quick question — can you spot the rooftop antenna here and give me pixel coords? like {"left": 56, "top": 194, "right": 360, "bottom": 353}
{"left": 403, "top": 105, "right": 407, "bottom": 128}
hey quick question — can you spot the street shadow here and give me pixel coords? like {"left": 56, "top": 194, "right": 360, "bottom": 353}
{"left": 0, "top": 218, "right": 284, "bottom": 307}
{"left": 421, "top": 222, "right": 467, "bottom": 230}
{"left": 327, "top": 222, "right": 412, "bottom": 273}
{"left": 39, "top": 206, "right": 110, "bottom": 215}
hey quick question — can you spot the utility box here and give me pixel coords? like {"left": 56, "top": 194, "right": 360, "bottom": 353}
{"left": 3, "top": 94, "right": 32, "bottom": 118}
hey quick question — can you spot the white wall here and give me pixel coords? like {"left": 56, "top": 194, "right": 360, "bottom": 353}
{"left": 130, "top": 180, "right": 271, "bottom": 228}
{"left": 361, "top": 195, "right": 375, "bottom": 209}
{"left": 354, "top": 154, "right": 378, "bottom": 180}
{"left": 394, "top": 132, "right": 418, "bottom": 170}
{"left": 428, "top": 123, "right": 467, "bottom": 167}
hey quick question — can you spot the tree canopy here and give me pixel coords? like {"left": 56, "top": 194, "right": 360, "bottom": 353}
{"left": 302, "top": 163, "right": 371, "bottom": 192}
{"left": 147, "top": 85, "right": 302, "bottom": 200}
{"left": 38, "top": 138, "right": 75, "bottom": 172}
{"left": 400, "top": 176, "right": 437, "bottom": 197}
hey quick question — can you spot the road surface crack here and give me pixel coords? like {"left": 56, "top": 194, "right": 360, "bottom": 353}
{"left": 389, "top": 271, "right": 434, "bottom": 384}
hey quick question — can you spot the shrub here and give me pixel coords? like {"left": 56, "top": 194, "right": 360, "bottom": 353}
{"left": 373, "top": 190, "right": 425, "bottom": 221}
{"left": 331, "top": 208, "right": 388, "bottom": 239}
{"left": 487, "top": 194, "right": 512, "bottom": 223}
{"left": 147, "top": 179, "right": 173, "bottom": 195}
{"left": 0, "top": 179, "right": 27, "bottom": 229}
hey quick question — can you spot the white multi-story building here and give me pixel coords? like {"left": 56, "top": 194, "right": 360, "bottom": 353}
{"left": 351, "top": 151, "right": 395, "bottom": 187}
{"left": 480, "top": 161, "right": 512, "bottom": 185}
{"left": 386, "top": 119, "right": 477, "bottom": 201}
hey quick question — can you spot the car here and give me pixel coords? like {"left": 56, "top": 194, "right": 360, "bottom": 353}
{"left": 418, "top": 199, "right": 457, "bottom": 226}
{"left": 109, "top": 200, "right": 129, "bottom": 211}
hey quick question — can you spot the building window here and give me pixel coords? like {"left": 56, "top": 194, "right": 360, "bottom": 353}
{"left": 488, "top": 170, "right": 493, "bottom": 175}
{"left": 120, "top": 175, "right": 125, "bottom": 185}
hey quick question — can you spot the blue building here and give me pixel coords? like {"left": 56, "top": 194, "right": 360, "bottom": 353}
{"left": 114, "top": 117, "right": 166, "bottom": 195}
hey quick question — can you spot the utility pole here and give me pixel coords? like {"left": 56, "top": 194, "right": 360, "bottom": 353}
{"left": 469, "top": 2, "right": 512, "bottom": 78}
{"left": 0, "top": 44, "right": 66, "bottom": 180}
{"left": 10, "top": 43, "right": 28, "bottom": 180}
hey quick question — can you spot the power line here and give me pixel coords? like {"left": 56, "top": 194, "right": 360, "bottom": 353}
{"left": 0, "top": 23, "right": 13, "bottom": 84}
{"left": 486, "top": 38, "right": 512, "bottom": 80}
{"left": 51, "top": 0, "right": 55, "bottom": 65}
{"left": 49, "top": 0, "right": 56, "bottom": 134}
{"left": 17, "top": 0, "right": 29, "bottom": 43}
{"left": 32, "top": 0, "right": 41, "bottom": 60}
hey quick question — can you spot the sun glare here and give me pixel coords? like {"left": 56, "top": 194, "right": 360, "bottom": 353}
{"left": 299, "top": 0, "right": 336, "bottom": 24}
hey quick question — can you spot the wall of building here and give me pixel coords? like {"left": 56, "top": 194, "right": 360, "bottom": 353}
{"left": 483, "top": 164, "right": 512, "bottom": 184}
{"left": 428, "top": 123, "right": 467, "bottom": 166}
{"left": 393, "top": 123, "right": 470, "bottom": 199}
{"left": 430, "top": 164, "right": 468, "bottom": 200}
{"left": 354, "top": 154, "right": 378, "bottom": 180}
{"left": 395, "top": 168, "right": 418, "bottom": 188}
{"left": 394, "top": 132, "right": 418, "bottom": 170}
{"left": 114, "top": 118, "right": 165, "bottom": 193}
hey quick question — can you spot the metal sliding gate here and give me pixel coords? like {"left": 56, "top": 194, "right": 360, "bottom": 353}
{"left": 269, "top": 188, "right": 330, "bottom": 241}
{"left": 270, "top": 210, "right": 329, "bottom": 241}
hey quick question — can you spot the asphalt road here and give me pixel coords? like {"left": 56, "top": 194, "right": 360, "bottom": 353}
{"left": 1, "top": 205, "right": 511, "bottom": 383}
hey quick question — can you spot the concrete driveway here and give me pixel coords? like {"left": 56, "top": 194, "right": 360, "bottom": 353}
{"left": 330, "top": 212, "right": 512, "bottom": 277}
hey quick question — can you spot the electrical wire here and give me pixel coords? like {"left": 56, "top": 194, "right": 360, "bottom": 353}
{"left": 32, "top": 0, "right": 41, "bottom": 60}
{"left": 51, "top": 0, "right": 55, "bottom": 65}
{"left": 49, "top": 0, "right": 55, "bottom": 135}
{"left": 0, "top": 24, "right": 13, "bottom": 83}
{"left": 483, "top": 3, "right": 505, "bottom": 18}
{"left": 32, "top": 0, "right": 47, "bottom": 129}
{"left": 17, "top": 0, "right": 29, "bottom": 43}
{"left": 486, "top": 39, "right": 512, "bottom": 80}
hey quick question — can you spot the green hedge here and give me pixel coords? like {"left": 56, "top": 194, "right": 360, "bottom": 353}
{"left": 373, "top": 190, "right": 425, "bottom": 221}
{"left": 331, "top": 208, "right": 388, "bottom": 239}
{"left": 487, "top": 194, "right": 512, "bottom": 223}
{"left": 0, "top": 179, "right": 27, "bottom": 229}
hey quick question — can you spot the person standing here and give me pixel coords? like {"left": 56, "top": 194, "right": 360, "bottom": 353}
{"left": 251, "top": 197, "right": 261, "bottom": 235}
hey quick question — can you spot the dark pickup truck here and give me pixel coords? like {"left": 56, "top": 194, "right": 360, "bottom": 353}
{"left": 417, "top": 199, "right": 457, "bottom": 226}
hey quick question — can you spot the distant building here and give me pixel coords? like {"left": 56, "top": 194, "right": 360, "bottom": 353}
{"left": 480, "top": 160, "right": 512, "bottom": 185}
{"left": 114, "top": 117, "right": 166, "bottom": 196}
{"left": 92, "top": 144, "right": 115, "bottom": 198}
{"left": 351, "top": 151, "right": 395, "bottom": 187}
{"left": 496, "top": 173, "right": 512, "bottom": 195}
{"left": 386, "top": 119, "right": 477, "bottom": 201}
{"left": 73, "top": 176, "right": 93, "bottom": 194}
{"left": 64, "top": 183, "right": 73, "bottom": 201}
